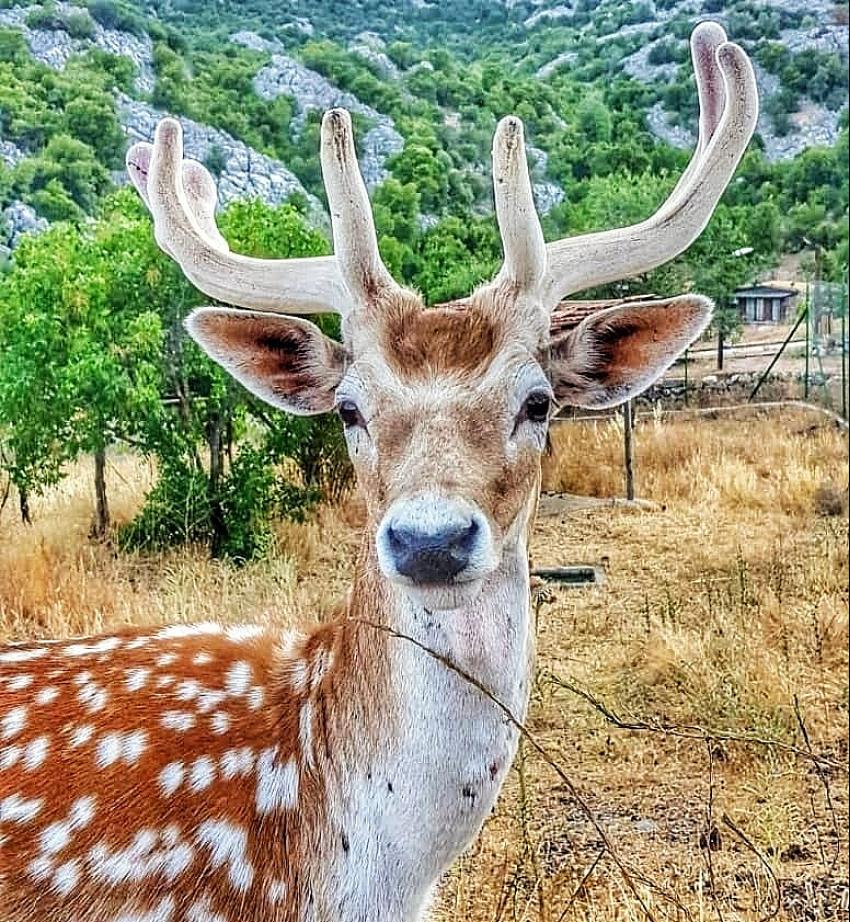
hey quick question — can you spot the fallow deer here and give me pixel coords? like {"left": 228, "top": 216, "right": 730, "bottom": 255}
{"left": 0, "top": 23, "right": 757, "bottom": 922}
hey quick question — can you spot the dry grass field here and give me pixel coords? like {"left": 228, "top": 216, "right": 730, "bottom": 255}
{"left": 1, "top": 408, "right": 847, "bottom": 921}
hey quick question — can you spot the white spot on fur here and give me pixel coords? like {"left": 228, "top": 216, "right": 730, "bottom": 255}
{"left": 196, "top": 689, "right": 226, "bottom": 713}
{"left": 88, "top": 830, "right": 193, "bottom": 886}
{"left": 96, "top": 731, "right": 148, "bottom": 767}
{"left": 0, "top": 793, "right": 43, "bottom": 823}
{"left": 267, "top": 878, "right": 287, "bottom": 905}
{"left": 192, "top": 652, "right": 213, "bottom": 666}
{"left": 299, "top": 701, "right": 314, "bottom": 766}
{"left": 6, "top": 674, "right": 33, "bottom": 691}
{"left": 35, "top": 686, "right": 59, "bottom": 706}
{"left": 125, "top": 636, "right": 151, "bottom": 650}
{"left": 187, "top": 899, "right": 228, "bottom": 922}
{"left": 23, "top": 736, "right": 49, "bottom": 770}
{"left": 125, "top": 667, "right": 151, "bottom": 692}
{"left": 220, "top": 747, "right": 254, "bottom": 780}
{"left": 175, "top": 679, "right": 202, "bottom": 702}
{"left": 195, "top": 819, "right": 253, "bottom": 891}
{"left": 70, "top": 725, "right": 95, "bottom": 748}
{"left": 27, "top": 854, "right": 53, "bottom": 882}
{"left": 248, "top": 686, "right": 265, "bottom": 710}
{"left": 159, "top": 761, "right": 185, "bottom": 796}
{"left": 77, "top": 681, "right": 107, "bottom": 713}
{"left": 224, "top": 661, "right": 252, "bottom": 697}
{"left": 0, "top": 648, "right": 46, "bottom": 663}
{"left": 210, "top": 712, "right": 230, "bottom": 735}
{"left": 64, "top": 637, "right": 121, "bottom": 657}
{"left": 255, "top": 748, "right": 298, "bottom": 814}
{"left": 189, "top": 756, "right": 216, "bottom": 792}
{"left": 156, "top": 623, "right": 222, "bottom": 640}
{"left": 161, "top": 711, "right": 195, "bottom": 732}
{"left": 156, "top": 653, "right": 178, "bottom": 668}
{"left": 310, "top": 647, "right": 335, "bottom": 689}
{"left": 1, "top": 706, "right": 27, "bottom": 740}
{"left": 0, "top": 745, "right": 21, "bottom": 770}
{"left": 52, "top": 859, "right": 80, "bottom": 896}
{"left": 224, "top": 625, "right": 263, "bottom": 642}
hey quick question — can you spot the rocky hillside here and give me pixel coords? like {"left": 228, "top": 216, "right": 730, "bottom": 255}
{"left": 1, "top": 0, "right": 847, "bottom": 279}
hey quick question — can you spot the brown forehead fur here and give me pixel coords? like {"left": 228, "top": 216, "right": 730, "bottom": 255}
{"left": 379, "top": 296, "right": 504, "bottom": 379}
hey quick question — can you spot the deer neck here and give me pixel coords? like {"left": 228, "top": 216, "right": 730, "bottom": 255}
{"left": 310, "top": 495, "right": 536, "bottom": 917}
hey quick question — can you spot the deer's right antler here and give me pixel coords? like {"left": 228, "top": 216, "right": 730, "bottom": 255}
{"left": 126, "top": 111, "right": 402, "bottom": 317}
{"left": 536, "top": 22, "right": 758, "bottom": 310}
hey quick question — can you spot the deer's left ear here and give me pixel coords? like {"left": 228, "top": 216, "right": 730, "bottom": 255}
{"left": 186, "top": 308, "right": 346, "bottom": 415}
{"left": 549, "top": 295, "right": 712, "bottom": 409}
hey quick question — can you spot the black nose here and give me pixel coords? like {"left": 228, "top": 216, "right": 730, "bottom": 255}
{"left": 386, "top": 519, "right": 479, "bottom": 583}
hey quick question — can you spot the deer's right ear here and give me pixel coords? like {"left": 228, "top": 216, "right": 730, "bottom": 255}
{"left": 186, "top": 308, "right": 346, "bottom": 415}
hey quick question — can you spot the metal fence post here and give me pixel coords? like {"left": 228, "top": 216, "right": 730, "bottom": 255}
{"left": 804, "top": 282, "right": 810, "bottom": 400}
{"left": 842, "top": 270, "right": 848, "bottom": 420}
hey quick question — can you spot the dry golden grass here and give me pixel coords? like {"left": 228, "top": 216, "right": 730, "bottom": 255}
{"left": 1, "top": 408, "right": 847, "bottom": 921}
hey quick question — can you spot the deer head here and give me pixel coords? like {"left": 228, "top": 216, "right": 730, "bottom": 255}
{"left": 126, "top": 23, "right": 757, "bottom": 612}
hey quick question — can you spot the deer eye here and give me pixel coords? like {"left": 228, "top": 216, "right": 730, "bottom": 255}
{"left": 337, "top": 399, "right": 366, "bottom": 429}
{"left": 521, "top": 391, "right": 552, "bottom": 424}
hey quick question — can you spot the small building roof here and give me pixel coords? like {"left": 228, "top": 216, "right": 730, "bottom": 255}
{"left": 734, "top": 285, "right": 798, "bottom": 298}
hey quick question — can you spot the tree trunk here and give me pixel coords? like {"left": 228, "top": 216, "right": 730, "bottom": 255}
{"left": 92, "top": 448, "right": 110, "bottom": 539}
{"left": 716, "top": 323, "right": 725, "bottom": 371}
{"left": 207, "top": 411, "right": 228, "bottom": 557}
{"left": 19, "top": 488, "right": 32, "bottom": 525}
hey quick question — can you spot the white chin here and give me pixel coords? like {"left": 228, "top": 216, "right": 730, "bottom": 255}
{"left": 402, "top": 579, "right": 485, "bottom": 612}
